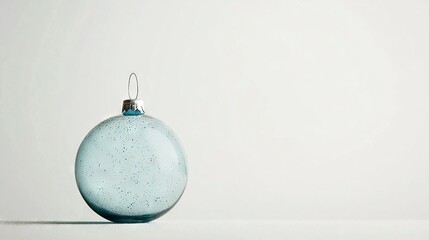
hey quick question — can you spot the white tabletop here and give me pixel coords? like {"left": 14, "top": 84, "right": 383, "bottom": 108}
{"left": 1, "top": 220, "right": 429, "bottom": 240}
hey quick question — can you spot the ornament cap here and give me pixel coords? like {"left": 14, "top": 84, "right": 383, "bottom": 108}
{"left": 122, "top": 99, "right": 144, "bottom": 116}
{"left": 122, "top": 73, "right": 144, "bottom": 115}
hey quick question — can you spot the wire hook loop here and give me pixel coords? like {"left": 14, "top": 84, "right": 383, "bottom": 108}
{"left": 128, "top": 73, "right": 139, "bottom": 100}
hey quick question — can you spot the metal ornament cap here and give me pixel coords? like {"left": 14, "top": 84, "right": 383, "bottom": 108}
{"left": 122, "top": 99, "right": 144, "bottom": 116}
{"left": 122, "top": 73, "right": 144, "bottom": 116}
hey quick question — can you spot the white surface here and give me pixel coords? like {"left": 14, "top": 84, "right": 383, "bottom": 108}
{"left": 1, "top": 0, "right": 429, "bottom": 226}
{"left": 1, "top": 220, "right": 429, "bottom": 240}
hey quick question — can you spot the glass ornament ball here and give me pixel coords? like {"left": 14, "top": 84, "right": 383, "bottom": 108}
{"left": 75, "top": 80, "right": 187, "bottom": 223}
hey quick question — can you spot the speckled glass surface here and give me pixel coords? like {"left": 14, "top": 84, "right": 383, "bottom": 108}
{"left": 75, "top": 114, "right": 187, "bottom": 223}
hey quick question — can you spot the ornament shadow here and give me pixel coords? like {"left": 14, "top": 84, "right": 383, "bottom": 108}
{"left": 0, "top": 220, "right": 116, "bottom": 225}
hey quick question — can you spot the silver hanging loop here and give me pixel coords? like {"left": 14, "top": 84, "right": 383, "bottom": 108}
{"left": 128, "top": 73, "right": 139, "bottom": 100}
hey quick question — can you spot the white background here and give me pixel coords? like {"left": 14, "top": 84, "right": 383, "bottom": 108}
{"left": 1, "top": 0, "right": 429, "bottom": 238}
